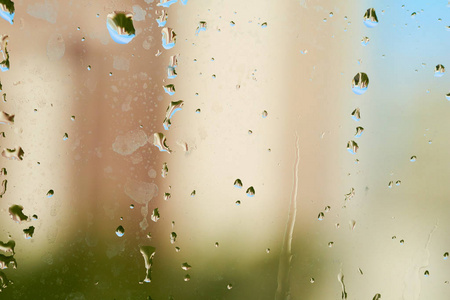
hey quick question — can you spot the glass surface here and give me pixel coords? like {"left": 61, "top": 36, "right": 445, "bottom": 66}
{"left": 1, "top": 0, "right": 450, "bottom": 299}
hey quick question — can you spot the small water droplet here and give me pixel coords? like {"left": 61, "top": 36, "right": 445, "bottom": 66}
{"left": 388, "top": 181, "right": 393, "bottom": 188}
{"left": 354, "top": 127, "right": 364, "bottom": 138}
{"left": 63, "top": 133, "right": 69, "bottom": 141}
{"left": 115, "top": 225, "right": 125, "bottom": 237}
{"left": 162, "top": 162, "right": 169, "bottom": 178}
{"left": 400, "top": 239, "right": 405, "bottom": 245}
{"left": 329, "top": 12, "right": 334, "bottom": 17}
{"left": 266, "top": 248, "right": 270, "bottom": 253}
{"left": 434, "top": 64, "right": 445, "bottom": 77}
{"left": 47, "top": 189, "right": 54, "bottom": 197}
{"left": 262, "top": 110, "right": 268, "bottom": 118}
{"left": 71, "top": 115, "right": 75, "bottom": 121}
{"left": 363, "top": 8, "right": 378, "bottom": 28}
{"left": 195, "top": 21, "right": 207, "bottom": 35}
{"left": 163, "top": 84, "right": 176, "bottom": 95}
{"left": 235, "top": 200, "right": 241, "bottom": 205}
{"left": 8, "top": 205, "right": 29, "bottom": 223}
{"left": 324, "top": 206, "right": 331, "bottom": 212}
{"left": 181, "top": 262, "right": 191, "bottom": 270}
{"left": 318, "top": 212, "right": 324, "bottom": 221}
{"left": 190, "top": 190, "right": 196, "bottom": 197}
{"left": 349, "top": 220, "right": 356, "bottom": 230}
{"left": 373, "top": 293, "right": 381, "bottom": 300}
{"left": 195, "top": 108, "right": 201, "bottom": 113}
{"left": 347, "top": 140, "right": 359, "bottom": 154}
{"left": 328, "top": 241, "right": 334, "bottom": 247}
{"left": 163, "top": 100, "right": 184, "bottom": 130}
{"left": 153, "top": 133, "right": 172, "bottom": 153}
{"left": 230, "top": 21, "right": 235, "bottom": 27}
{"left": 130, "top": 204, "right": 134, "bottom": 209}
{"left": 361, "top": 36, "right": 370, "bottom": 46}
{"left": 140, "top": 246, "right": 156, "bottom": 283}
{"left": 411, "top": 12, "right": 416, "bottom": 18}
{"left": 310, "top": 278, "right": 315, "bottom": 283}
{"left": 161, "top": 27, "right": 176, "bottom": 49}
{"left": 151, "top": 208, "right": 160, "bottom": 222}
{"left": 424, "top": 270, "right": 429, "bottom": 277}
{"left": 184, "top": 274, "right": 191, "bottom": 282}
{"left": 106, "top": 12, "right": 135, "bottom": 44}
{"left": 444, "top": 252, "right": 449, "bottom": 260}
{"left": 164, "top": 193, "right": 171, "bottom": 201}
{"left": 246, "top": 186, "right": 255, "bottom": 197}
{"left": 227, "top": 283, "right": 233, "bottom": 289}
{"left": 410, "top": 155, "right": 417, "bottom": 162}
{"left": 395, "top": 180, "right": 401, "bottom": 186}
{"left": 351, "top": 108, "right": 361, "bottom": 121}
{"left": 157, "top": 10, "right": 167, "bottom": 27}
{"left": 23, "top": 226, "right": 35, "bottom": 239}
{"left": 248, "top": 130, "right": 253, "bottom": 135}
{"left": 175, "top": 246, "right": 181, "bottom": 252}
{"left": 170, "top": 232, "right": 177, "bottom": 244}
{"left": 352, "top": 72, "right": 369, "bottom": 95}
{"left": 261, "top": 22, "right": 267, "bottom": 28}
{"left": 234, "top": 178, "right": 243, "bottom": 188}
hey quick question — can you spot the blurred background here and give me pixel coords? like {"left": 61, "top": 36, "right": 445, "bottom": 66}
{"left": 0, "top": 0, "right": 450, "bottom": 299}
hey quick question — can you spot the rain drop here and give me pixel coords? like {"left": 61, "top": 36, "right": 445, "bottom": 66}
{"left": 351, "top": 72, "right": 369, "bottom": 95}
{"left": 115, "top": 225, "right": 125, "bottom": 237}
{"left": 106, "top": 12, "right": 136, "bottom": 44}
{"left": 47, "top": 190, "right": 54, "bottom": 197}
{"left": 346, "top": 140, "right": 359, "bottom": 154}
{"left": 234, "top": 178, "right": 243, "bottom": 188}
{"left": 434, "top": 64, "right": 445, "bottom": 77}
{"left": 363, "top": 8, "right": 378, "bottom": 28}
{"left": 351, "top": 108, "right": 361, "bottom": 121}
{"left": 246, "top": 186, "right": 255, "bottom": 197}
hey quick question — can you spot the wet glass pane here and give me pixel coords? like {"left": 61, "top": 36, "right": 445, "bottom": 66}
{"left": 1, "top": 0, "right": 450, "bottom": 299}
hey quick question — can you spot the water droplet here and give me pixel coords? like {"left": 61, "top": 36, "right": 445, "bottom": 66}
{"left": 151, "top": 208, "right": 160, "bottom": 222}
{"left": 434, "top": 64, "right": 445, "bottom": 77}
{"left": 106, "top": 12, "right": 136, "bottom": 44}
{"left": 318, "top": 212, "right": 324, "bottom": 221}
{"left": 139, "top": 246, "right": 156, "bottom": 283}
{"left": 23, "top": 226, "right": 34, "bottom": 239}
{"left": 115, "top": 225, "right": 125, "bottom": 237}
{"left": 230, "top": 21, "right": 235, "bottom": 27}
{"left": 157, "top": 0, "right": 178, "bottom": 8}
{"left": 175, "top": 246, "right": 181, "bottom": 252}
{"left": 363, "top": 8, "right": 378, "bottom": 28}
{"left": 246, "top": 186, "right": 255, "bottom": 197}
{"left": 347, "top": 140, "right": 359, "bottom": 154}
{"left": 349, "top": 220, "right": 356, "bottom": 230}
{"left": 163, "top": 84, "right": 176, "bottom": 95}
{"left": 184, "top": 274, "right": 191, "bottom": 282}
{"left": 153, "top": 133, "right": 172, "bottom": 153}
{"left": 444, "top": 252, "right": 449, "bottom": 259}
{"left": 234, "top": 178, "right": 243, "bottom": 188}
{"left": 310, "top": 278, "right": 315, "bottom": 283}
{"left": 0, "top": 253, "right": 16, "bottom": 269}
{"left": 163, "top": 100, "right": 184, "bottom": 130}
{"left": 63, "top": 133, "right": 69, "bottom": 141}
{"left": 400, "top": 239, "right": 405, "bottom": 245}
{"left": 87, "top": 65, "right": 91, "bottom": 70}
{"left": 351, "top": 108, "right": 361, "bottom": 121}
{"left": 47, "top": 189, "right": 54, "bottom": 197}
{"left": 395, "top": 180, "right": 401, "bottom": 186}
{"left": 359, "top": 268, "right": 364, "bottom": 275}
{"left": 214, "top": 242, "right": 219, "bottom": 247}
{"left": 167, "top": 66, "right": 177, "bottom": 79}
{"left": 411, "top": 12, "right": 416, "bottom": 18}
{"left": 337, "top": 271, "right": 347, "bottom": 299}
{"left": 354, "top": 127, "right": 364, "bottom": 138}
{"left": 181, "top": 262, "right": 191, "bottom": 270}
{"left": 352, "top": 72, "right": 369, "bottom": 95}
{"left": 0, "top": 0, "right": 15, "bottom": 24}
{"left": 344, "top": 188, "right": 355, "bottom": 201}
{"left": 328, "top": 242, "right": 334, "bottom": 247}
{"left": 195, "top": 21, "right": 207, "bottom": 35}
{"left": 424, "top": 270, "right": 429, "bottom": 277}
{"left": 373, "top": 293, "right": 381, "bottom": 300}
{"left": 156, "top": 10, "right": 167, "bottom": 27}
{"left": 70, "top": 115, "right": 75, "bottom": 121}
{"left": 195, "top": 108, "right": 201, "bottom": 113}
{"left": 262, "top": 110, "right": 268, "bottom": 118}
{"left": 0, "top": 240, "right": 15, "bottom": 254}
{"left": 248, "top": 130, "right": 253, "bottom": 135}
{"left": 130, "top": 204, "right": 135, "bottom": 209}
{"left": 361, "top": 36, "right": 370, "bottom": 46}
{"left": 170, "top": 232, "right": 177, "bottom": 244}
{"left": 0, "top": 111, "right": 14, "bottom": 124}
{"left": 261, "top": 22, "right": 267, "bottom": 28}
{"left": 388, "top": 181, "right": 393, "bottom": 188}
{"left": 8, "top": 204, "right": 29, "bottom": 223}
{"left": 162, "top": 162, "right": 169, "bottom": 178}
{"left": 226, "top": 283, "right": 233, "bottom": 289}
{"left": 161, "top": 27, "right": 176, "bottom": 49}
{"left": 0, "top": 35, "right": 9, "bottom": 71}
{"left": 324, "top": 206, "right": 331, "bottom": 212}
{"left": 147, "top": 232, "right": 152, "bottom": 239}
{"left": 164, "top": 193, "right": 171, "bottom": 201}
{"left": 410, "top": 155, "right": 417, "bottom": 162}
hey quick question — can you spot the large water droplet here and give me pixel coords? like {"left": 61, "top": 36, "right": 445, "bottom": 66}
{"left": 346, "top": 140, "right": 359, "bottom": 154}
{"left": 352, "top": 72, "right": 369, "bottom": 95}
{"left": 8, "top": 204, "right": 28, "bottom": 223}
{"left": 195, "top": 21, "right": 207, "bottom": 35}
{"left": 139, "top": 246, "right": 156, "bottom": 283}
{"left": 363, "top": 8, "right": 378, "bottom": 28}
{"left": 156, "top": 10, "right": 167, "bottom": 27}
{"left": 0, "top": 253, "right": 16, "bottom": 269}
{"left": 115, "top": 225, "right": 125, "bottom": 237}
{"left": 234, "top": 178, "right": 243, "bottom": 188}
{"left": 351, "top": 108, "right": 361, "bottom": 121}
{"left": 0, "top": 111, "right": 14, "bottom": 125}
{"left": 434, "top": 64, "right": 445, "bottom": 77}
{"left": 106, "top": 12, "right": 136, "bottom": 44}
{"left": 161, "top": 27, "right": 176, "bottom": 49}
{"left": 246, "top": 186, "right": 255, "bottom": 197}
{"left": 0, "top": 0, "right": 15, "bottom": 24}
{"left": 163, "top": 100, "right": 184, "bottom": 130}
{"left": 163, "top": 84, "right": 175, "bottom": 95}
{"left": 153, "top": 133, "right": 172, "bottom": 153}
{"left": 0, "top": 240, "right": 15, "bottom": 254}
